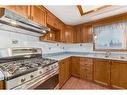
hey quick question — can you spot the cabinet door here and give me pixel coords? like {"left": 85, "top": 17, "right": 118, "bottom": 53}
{"left": 58, "top": 22, "right": 66, "bottom": 42}
{"left": 64, "top": 26, "right": 74, "bottom": 43}
{"left": 82, "top": 25, "right": 93, "bottom": 43}
{"left": 110, "top": 61, "right": 120, "bottom": 88}
{"left": 111, "top": 61, "right": 127, "bottom": 89}
{"left": 93, "top": 59, "right": 110, "bottom": 85}
{"left": 31, "top": 6, "right": 46, "bottom": 26}
{"left": 3, "top": 6, "right": 30, "bottom": 18}
{"left": 47, "top": 12, "right": 59, "bottom": 29}
{"left": 74, "top": 25, "right": 83, "bottom": 43}
{"left": 0, "top": 81, "right": 4, "bottom": 89}
{"left": 65, "top": 58, "right": 71, "bottom": 80}
{"left": 119, "top": 62, "right": 127, "bottom": 88}
{"left": 47, "top": 12, "right": 54, "bottom": 26}
{"left": 59, "top": 58, "right": 71, "bottom": 88}
{"left": 59, "top": 60, "right": 66, "bottom": 88}
{"left": 71, "top": 57, "right": 80, "bottom": 77}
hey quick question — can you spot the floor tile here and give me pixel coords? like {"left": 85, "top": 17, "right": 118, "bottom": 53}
{"left": 61, "top": 77, "right": 108, "bottom": 89}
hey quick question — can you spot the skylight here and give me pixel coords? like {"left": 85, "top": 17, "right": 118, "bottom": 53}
{"left": 77, "top": 5, "right": 111, "bottom": 16}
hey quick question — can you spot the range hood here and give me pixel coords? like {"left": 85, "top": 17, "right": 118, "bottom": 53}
{"left": 0, "top": 8, "right": 50, "bottom": 37}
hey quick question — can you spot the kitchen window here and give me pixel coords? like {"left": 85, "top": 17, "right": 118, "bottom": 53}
{"left": 93, "top": 21, "right": 127, "bottom": 50}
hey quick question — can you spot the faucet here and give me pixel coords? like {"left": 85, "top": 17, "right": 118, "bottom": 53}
{"left": 105, "top": 50, "right": 111, "bottom": 57}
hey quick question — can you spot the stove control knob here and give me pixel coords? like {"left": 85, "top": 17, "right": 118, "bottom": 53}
{"left": 54, "top": 65, "right": 57, "bottom": 67}
{"left": 21, "top": 78, "right": 26, "bottom": 83}
{"left": 39, "top": 71, "right": 42, "bottom": 74}
{"left": 30, "top": 75, "right": 34, "bottom": 78}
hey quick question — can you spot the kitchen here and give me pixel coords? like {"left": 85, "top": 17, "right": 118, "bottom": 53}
{"left": 0, "top": 4, "right": 127, "bottom": 91}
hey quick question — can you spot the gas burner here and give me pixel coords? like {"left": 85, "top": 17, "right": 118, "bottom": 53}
{"left": 0, "top": 57, "right": 57, "bottom": 80}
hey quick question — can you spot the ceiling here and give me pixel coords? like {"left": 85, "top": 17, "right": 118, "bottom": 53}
{"left": 44, "top": 5, "right": 127, "bottom": 25}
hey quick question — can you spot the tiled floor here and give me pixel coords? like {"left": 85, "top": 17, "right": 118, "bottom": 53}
{"left": 61, "top": 77, "right": 109, "bottom": 89}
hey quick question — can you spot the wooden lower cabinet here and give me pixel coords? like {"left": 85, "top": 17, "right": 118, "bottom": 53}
{"left": 79, "top": 58, "right": 93, "bottom": 80}
{"left": 59, "top": 57, "right": 127, "bottom": 89}
{"left": 71, "top": 57, "right": 80, "bottom": 77}
{"left": 94, "top": 59, "right": 127, "bottom": 89}
{"left": 71, "top": 57, "right": 93, "bottom": 80}
{"left": 0, "top": 81, "right": 5, "bottom": 89}
{"left": 59, "top": 57, "right": 93, "bottom": 88}
{"left": 59, "top": 58, "right": 71, "bottom": 88}
{"left": 93, "top": 59, "right": 110, "bottom": 85}
{"left": 111, "top": 61, "right": 127, "bottom": 89}
{"left": 119, "top": 62, "right": 127, "bottom": 88}
{"left": 110, "top": 61, "right": 120, "bottom": 88}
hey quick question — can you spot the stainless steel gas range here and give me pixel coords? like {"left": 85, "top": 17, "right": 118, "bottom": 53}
{"left": 0, "top": 48, "right": 59, "bottom": 89}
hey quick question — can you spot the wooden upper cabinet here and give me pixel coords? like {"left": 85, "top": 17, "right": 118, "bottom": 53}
{"left": 3, "top": 6, "right": 47, "bottom": 26}
{"left": 3, "top": 6, "right": 31, "bottom": 18}
{"left": 82, "top": 24, "right": 93, "bottom": 43}
{"left": 74, "top": 25, "right": 83, "bottom": 43}
{"left": 64, "top": 26, "right": 74, "bottom": 43}
{"left": 47, "top": 12, "right": 59, "bottom": 28}
{"left": 73, "top": 24, "right": 93, "bottom": 43}
{"left": 93, "top": 59, "right": 110, "bottom": 85}
{"left": 59, "top": 22, "right": 66, "bottom": 42}
{"left": 44, "top": 11, "right": 65, "bottom": 42}
{"left": 47, "top": 12, "right": 54, "bottom": 26}
{"left": 31, "top": 6, "right": 46, "bottom": 26}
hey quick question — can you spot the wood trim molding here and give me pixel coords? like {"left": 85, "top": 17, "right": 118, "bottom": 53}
{"left": 77, "top": 5, "right": 84, "bottom": 16}
{"left": 41, "top": 5, "right": 65, "bottom": 25}
{"left": 90, "top": 11, "right": 127, "bottom": 52}
{"left": 77, "top": 5, "right": 112, "bottom": 16}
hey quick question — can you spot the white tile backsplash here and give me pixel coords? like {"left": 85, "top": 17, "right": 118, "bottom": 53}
{"left": 65, "top": 43, "right": 93, "bottom": 52}
{"left": 0, "top": 28, "right": 68, "bottom": 54}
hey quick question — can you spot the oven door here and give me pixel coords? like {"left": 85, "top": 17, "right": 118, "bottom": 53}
{"left": 34, "top": 74, "right": 59, "bottom": 89}
{"left": 28, "top": 65, "right": 59, "bottom": 89}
